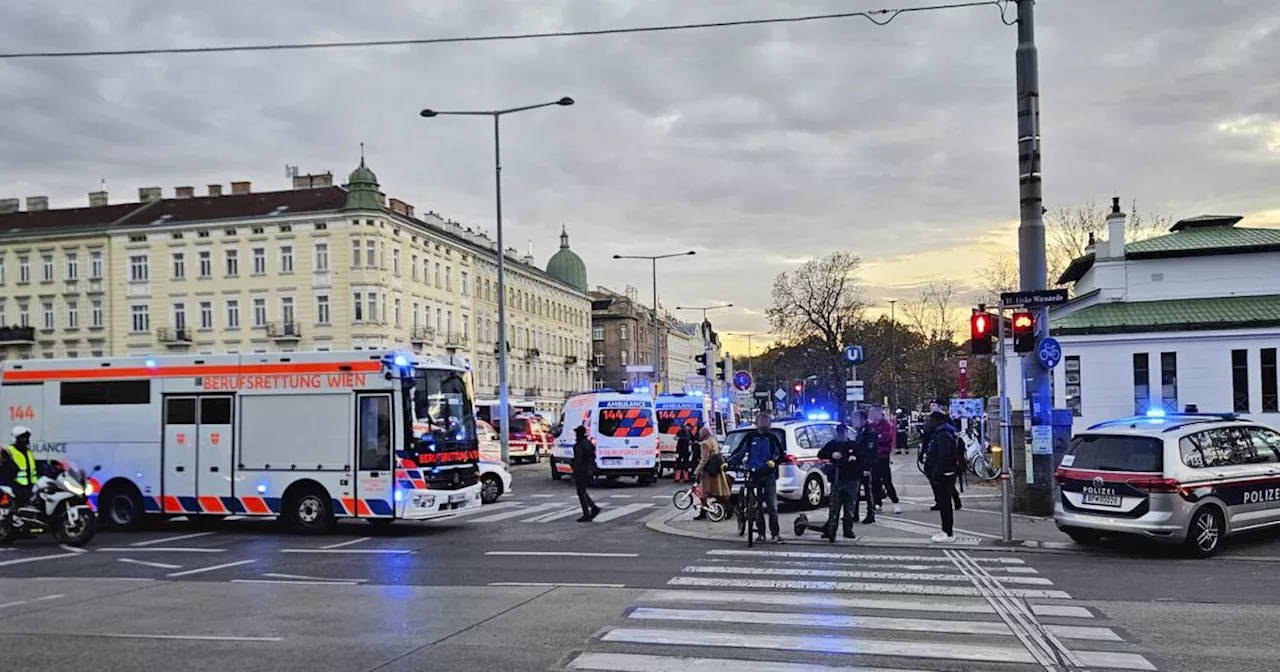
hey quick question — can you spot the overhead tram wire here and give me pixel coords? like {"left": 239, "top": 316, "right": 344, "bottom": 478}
{"left": 0, "top": 1, "right": 1014, "bottom": 60}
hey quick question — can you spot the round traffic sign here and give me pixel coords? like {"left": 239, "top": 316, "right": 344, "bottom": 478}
{"left": 1037, "top": 337, "right": 1062, "bottom": 370}
{"left": 732, "top": 370, "right": 753, "bottom": 391}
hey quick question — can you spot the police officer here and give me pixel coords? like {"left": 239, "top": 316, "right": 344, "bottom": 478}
{"left": 1, "top": 425, "right": 38, "bottom": 512}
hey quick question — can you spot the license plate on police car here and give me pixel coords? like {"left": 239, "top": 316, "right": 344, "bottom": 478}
{"left": 1083, "top": 493, "right": 1122, "bottom": 507}
{"left": 449, "top": 493, "right": 468, "bottom": 503}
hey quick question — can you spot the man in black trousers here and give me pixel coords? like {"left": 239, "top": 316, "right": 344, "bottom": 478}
{"left": 571, "top": 425, "right": 601, "bottom": 522}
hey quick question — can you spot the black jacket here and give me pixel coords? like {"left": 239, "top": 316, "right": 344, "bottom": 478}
{"left": 571, "top": 436, "right": 596, "bottom": 478}
{"left": 817, "top": 438, "right": 865, "bottom": 484}
{"left": 923, "top": 421, "right": 960, "bottom": 481}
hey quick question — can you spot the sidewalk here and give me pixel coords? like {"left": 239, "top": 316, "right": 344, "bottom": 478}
{"left": 648, "top": 458, "right": 1083, "bottom": 553}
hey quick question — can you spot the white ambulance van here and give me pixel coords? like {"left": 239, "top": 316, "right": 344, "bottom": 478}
{"left": 655, "top": 392, "right": 710, "bottom": 474}
{"left": 0, "top": 350, "right": 483, "bottom": 533}
{"left": 551, "top": 391, "right": 660, "bottom": 486}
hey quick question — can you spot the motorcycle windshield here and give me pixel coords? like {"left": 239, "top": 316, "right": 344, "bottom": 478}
{"left": 57, "top": 462, "right": 85, "bottom": 482}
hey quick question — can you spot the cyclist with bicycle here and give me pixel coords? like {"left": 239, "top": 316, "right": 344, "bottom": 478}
{"left": 727, "top": 412, "right": 786, "bottom": 544}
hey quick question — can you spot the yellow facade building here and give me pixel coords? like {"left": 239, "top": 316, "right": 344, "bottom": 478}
{"left": 0, "top": 161, "right": 592, "bottom": 416}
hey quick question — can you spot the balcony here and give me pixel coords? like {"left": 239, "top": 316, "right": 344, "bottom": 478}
{"left": 524, "top": 387, "right": 541, "bottom": 397}
{"left": 157, "top": 327, "right": 194, "bottom": 345}
{"left": 563, "top": 355, "right": 578, "bottom": 366}
{"left": 410, "top": 326, "right": 435, "bottom": 344}
{"left": 0, "top": 326, "right": 36, "bottom": 345}
{"left": 493, "top": 342, "right": 512, "bottom": 356}
{"left": 525, "top": 347, "right": 541, "bottom": 360}
{"left": 267, "top": 321, "right": 303, "bottom": 340}
{"left": 444, "top": 332, "right": 468, "bottom": 349}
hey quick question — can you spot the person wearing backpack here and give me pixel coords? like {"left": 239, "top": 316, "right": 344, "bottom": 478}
{"left": 923, "top": 410, "right": 961, "bottom": 542}
{"left": 727, "top": 412, "right": 786, "bottom": 543}
{"left": 693, "top": 425, "right": 730, "bottom": 518}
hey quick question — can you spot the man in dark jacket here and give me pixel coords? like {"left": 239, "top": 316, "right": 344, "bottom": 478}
{"left": 727, "top": 412, "right": 786, "bottom": 543}
{"left": 868, "top": 405, "right": 901, "bottom": 516}
{"left": 571, "top": 426, "right": 601, "bottom": 522}
{"left": 674, "top": 425, "right": 692, "bottom": 482}
{"left": 923, "top": 411, "right": 960, "bottom": 542}
{"left": 817, "top": 420, "right": 867, "bottom": 540}
{"left": 920, "top": 401, "right": 962, "bottom": 512}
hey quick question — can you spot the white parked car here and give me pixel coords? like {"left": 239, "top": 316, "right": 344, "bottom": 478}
{"left": 479, "top": 458, "right": 513, "bottom": 505}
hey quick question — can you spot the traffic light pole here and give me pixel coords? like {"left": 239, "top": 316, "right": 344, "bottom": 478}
{"left": 997, "top": 303, "right": 1014, "bottom": 544}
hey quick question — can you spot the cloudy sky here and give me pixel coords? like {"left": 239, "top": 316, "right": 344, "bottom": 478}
{"left": 2, "top": 0, "right": 1278, "bottom": 356}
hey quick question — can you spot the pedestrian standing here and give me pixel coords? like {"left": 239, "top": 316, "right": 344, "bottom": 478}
{"left": 920, "top": 400, "right": 962, "bottom": 511}
{"left": 923, "top": 410, "right": 960, "bottom": 542}
{"left": 895, "top": 409, "right": 908, "bottom": 455}
{"left": 674, "top": 425, "right": 692, "bottom": 483}
{"left": 869, "top": 406, "right": 902, "bottom": 514}
{"left": 817, "top": 422, "right": 864, "bottom": 540}
{"left": 693, "top": 426, "right": 731, "bottom": 518}
{"left": 571, "top": 425, "right": 601, "bottom": 523}
{"left": 689, "top": 422, "right": 703, "bottom": 478}
{"left": 850, "top": 412, "right": 878, "bottom": 524}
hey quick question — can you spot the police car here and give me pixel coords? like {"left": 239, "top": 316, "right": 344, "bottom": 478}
{"left": 723, "top": 417, "right": 839, "bottom": 508}
{"left": 1054, "top": 411, "right": 1280, "bottom": 557}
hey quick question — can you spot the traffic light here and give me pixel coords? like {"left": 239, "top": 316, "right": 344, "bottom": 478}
{"left": 970, "top": 312, "right": 993, "bottom": 356}
{"left": 695, "top": 353, "right": 707, "bottom": 377}
{"left": 792, "top": 381, "right": 803, "bottom": 401}
{"left": 714, "top": 359, "right": 726, "bottom": 381}
{"left": 1012, "top": 312, "right": 1035, "bottom": 353}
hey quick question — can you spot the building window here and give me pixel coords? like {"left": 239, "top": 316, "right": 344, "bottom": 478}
{"left": 620, "top": 324, "right": 629, "bottom": 340}
{"left": 65, "top": 252, "right": 77, "bottom": 280}
{"left": 172, "top": 252, "right": 185, "bottom": 279}
{"left": 199, "top": 301, "right": 213, "bottom": 329}
{"left": 130, "top": 304, "right": 149, "bottom": 333}
{"left": 173, "top": 302, "right": 187, "bottom": 330}
{"left": 351, "top": 239, "right": 362, "bottom": 267}
{"left": 41, "top": 254, "right": 53, "bottom": 282}
{"left": 90, "top": 251, "right": 103, "bottom": 279}
{"left": 41, "top": 301, "right": 54, "bottom": 330}
{"left": 380, "top": 241, "right": 386, "bottom": 268}
{"left": 17, "top": 303, "right": 28, "bottom": 327}
{"left": 422, "top": 259, "right": 429, "bottom": 283}
{"left": 280, "top": 296, "right": 295, "bottom": 324}
{"left": 365, "top": 240, "right": 376, "bottom": 268}
{"left": 593, "top": 326, "right": 604, "bottom": 341}
{"left": 1263, "top": 348, "right": 1279, "bottom": 413}
{"left": 252, "top": 298, "right": 267, "bottom": 327}
{"left": 316, "top": 294, "right": 330, "bottom": 324}
{"left": 368, "top": 294, "right": 379, "bottom": 324}
{"left": 252, "top": 247, "right": 266, "bottom": 274}
{"left": 411, "top": 254, "right": 419, "bottom": 281}
{"left": 393, "top": 248, "right": 401, "bottom": 276}
{"left": 280, "top": 245, "right": 294, "bottom": 273}
{"left": 461, "top": 271, "right": 469, "bottom": 296}
{"left": 1133, "top": 353, "right": 1150, "bottom": 415}
{"left": 225, "top": 249, "right": 239, "bottom": 276}
{"left": 314, "top": 242, "right": 329, "bottom": 272}
{"left": 463, "top": 314, "right": 470, "bottom": 340}
{"left": 435, "top": 308, "right": 443, "bottom": 333}
{"left": 129, "top": 254, "right": 148, "bottom": 281}
{"left": 393, "top": 298, "right": 402, "bottom": 328}
{"left": 66, "top": 299, "right": 78, "bottom": 329}
{"left": 353, "top": 292, "right": 364, "bottom": 322}
{"left": 17, "top": 255, "right": 29, "bottom": 284}
{"left": 1232, "top": 350, "right": 1251, "bottom": 412}
{"left": 445, "top": 266, "right": 452, "bottom": 291}
{"left": 1160, "top": 352, "right": 1179, "bottom": 412}
{"left": 1064, "top": 355, "right": 1081, "bottom": 417}
{"left": 620, "top": 350, "right": 629, "bottom": 366}
{"left": 594, "top": 353, "right": 605, "bottom": 366}
{"left": 225, "top": 299, "right": 240, "bottom": 329}
{"left": 412, "top": 301, "right": 420, "bottom": 328}
{"left": 91, "top": 300, "right": 103, "bottom": 328}
{"left": 198, "top": 251, "right": 212, "bottom": 278}
{"left": 435, "top": 263, "right": 441, "bottom": 288}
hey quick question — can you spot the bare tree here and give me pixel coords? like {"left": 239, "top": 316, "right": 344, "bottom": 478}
{"left": 900, "top": 282, "right": 962, "bottom": 343}
{"left": 768, "top": 251, "right": 868, "bottom": 396}
{"left": 975, "top": 251, "right": 1019, "bottom": 303}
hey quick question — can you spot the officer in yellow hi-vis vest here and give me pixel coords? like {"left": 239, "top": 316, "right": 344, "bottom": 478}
{"left": 1, "top": 425, "right": 37, "bottom": 510}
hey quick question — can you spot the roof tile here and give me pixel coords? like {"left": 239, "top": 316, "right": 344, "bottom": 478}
{"left": 1051, "top": 294, "right": 1280, "bottom": 335}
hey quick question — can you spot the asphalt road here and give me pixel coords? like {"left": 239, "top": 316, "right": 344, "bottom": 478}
{"left": 3, "top": 462, "right": 1280, "bottom": 671}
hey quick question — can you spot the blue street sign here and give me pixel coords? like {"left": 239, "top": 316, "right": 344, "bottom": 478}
{"left": 1037, "top": 337, "right": 1062, "bottom": 370}
{"left": 732, "top": 370, "right": 754, "bottom": 391}
{"left": 843, "top": 345, "right": 864, "bottom": 365}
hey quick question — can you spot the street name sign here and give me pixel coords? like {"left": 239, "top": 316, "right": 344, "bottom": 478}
{"left": 1000, "top": 289, "right": 1069, "bottom": 308}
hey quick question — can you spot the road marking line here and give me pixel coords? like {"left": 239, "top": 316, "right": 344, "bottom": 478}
{"left": 879, "top": 516, "right": 1001, "bottom": 540}
{"left": 97, "top": 547, "right": 225, "bottom": 553}
{"left": 568, "top": 652, "right": 929, "bottom": 672}
{"left": 469, "top": 501, "right": 564, "bottom": 523}
{"left": 166, "top": 559, "right": 255, "bottom": 577}
{"left": 34, "top": 576, "right": 155, "bottom": 582}
{"left": 279, "top": 548, "right": 412, "bottom": 555}
{"left": 1032, "top": 604, "right": 1094, "bottom": 619}
{"left": 703, "top": 557, "right": 1038, "bottom": 574}
{"left": 118, "top": 558, "right": 182, "bottom": 570}
{"left": 0, "top": 594, "right": 64, "bottom": 611}
{"left": 1074, "top": 650, "right": 1157, "bottom": 671}
{"left": 489, "top": 582, "right": 626, "bottom": 588}
{"left": 682, "top": 565, "right": 1054, "bottom": 586}
{"left": 946, "top": 549, "right": 1069, "bottom": 669}
{"left": 486, "top": 551, "right": 639, "bottom": 558}
{"left": 609, "top": 494, "right": 635, "bottom": 498}
{"left": 0, "top": 552, "right": 82, "bottom": 568}
{"left": 263, "top": 572, "right": 367, "bottom": 583}
{"left": 530, "top": 494, "right": 556, "bottom": 498}
{"left": 524, "top": 505, "right": 597, "bottom": 523}
{"left": 650, "top": 495, "right": 671, "bottom": 499}
{"left": 443, "top": 501, "right": 522, "bottom": 519}
{"left": 231, "top": 579, "right": 358, "bottom": 586}
{"left": 62, "top": 632, "right": 283, "bottom": 643}
{"left": 704, "top": 549, "right": 1024, "bottom": 564}
{"left": 59, "top": 544, "right": 89, "bottom": 554}
{"left": 591, "top": 502, "right": 654, "bottom": 522}
{"left": 629, "top": 606, "right": 1013, "bottom": 636}
{"left": 667, "top": 576, "right": 1072, "bottom": 600}
{"left": 640, "top": 588, "right": 996, "bottom": 614}
{"left": 130, "top": 531, "right": 218, "bottom": 547}
{"left": 319, "top": 537, "right": 370, "bottom": 550}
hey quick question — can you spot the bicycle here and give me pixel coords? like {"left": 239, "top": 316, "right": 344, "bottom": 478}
{"left": 732, "top": 470, "right": 768, "bottom": 547}
{"left": 672, "top": 483, "right": 727, "bottom": 522}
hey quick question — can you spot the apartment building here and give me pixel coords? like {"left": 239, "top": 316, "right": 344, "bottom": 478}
{"left": 0, "top": 159, "right": 592, "bottom": 416}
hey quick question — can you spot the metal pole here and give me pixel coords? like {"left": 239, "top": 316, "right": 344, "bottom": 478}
{"left": 494, "top": 113, "right": 511, "bottom": 463}
{"left": 997, "top": 303, "right": 1013, "bottom": 543}
{"left": 889, "top": 300, "right": 897, "bottom": 410}
{"left": 1015, "top": 0, "right": 1050, "bottom": 468}
{"left": 652, "top": 258, "right": 661, "bottom": 393}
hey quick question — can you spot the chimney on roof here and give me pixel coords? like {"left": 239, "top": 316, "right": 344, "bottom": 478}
{"left": 1084, "top": 231, "right": 1096, "bottom": 256}
{"left": 208, "top": 184, "right": 223, "bottom": 197}
{"left": 175, "top": 186, "right": 195, "bottom": 199}
{"left": 139, "top": 187, "right": 162, "bottom": 203}
{"left": 0, "top": 198, "right": 19, "bottom": 214}
{"left": 230, "top": 181, "right": 251, "bottom": 195}
{"left": 404, "top": 203, "right": 414, "bottom": 218}
{"left": 88, "top": 191, "right": 109, "bottom": 207}
{"left": 26, "top": 196, "right": 48, "bottom": 212}
{"left": 389, "top": 198, "right": 406, "bottom": 215}
{"left": 292, "top": 172, "right": 333, "bottom": 190}
{"left": 1106, "top": 196, "right": 1126, "bottom": 259}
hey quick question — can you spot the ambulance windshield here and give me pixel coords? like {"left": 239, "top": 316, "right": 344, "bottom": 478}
{"left": 413, "top": 368, "right": 477, "bottom": 444}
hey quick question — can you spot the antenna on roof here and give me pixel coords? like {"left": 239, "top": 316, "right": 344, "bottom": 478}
{"left": 284, "top": 164, "right": 299, "bottom": 179}
{"left": 360, "top": 142, "right": 365, "bottom": 163}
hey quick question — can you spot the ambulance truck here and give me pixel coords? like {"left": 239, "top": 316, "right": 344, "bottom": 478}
{"left": 655, "top": 392, "right": 710, "bottom": 475}
{"left": 551, "top": 391, "right": 659, "bottom": 486}
{"left": 0, "top": 350, "right": 483, "bottom": 533}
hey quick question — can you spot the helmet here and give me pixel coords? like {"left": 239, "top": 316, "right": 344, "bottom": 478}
{"left": 10, "top": 425, "right": 31, "bottom": 439}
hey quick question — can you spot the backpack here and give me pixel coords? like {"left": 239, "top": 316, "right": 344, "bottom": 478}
{"left": 705, "top": 451, "right": 724, "bottom": 476}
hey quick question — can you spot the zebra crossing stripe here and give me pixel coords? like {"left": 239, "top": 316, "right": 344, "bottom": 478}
{"left": 702, "top": 557, "right": 1039, "bottom": 574}
{"left": 667, "top": 576, "right": 1072, "bottom": 600}
{"left": 637, "top": 588, "right": 1092, "bottom": 619}
{"left": 526, "top": 505, "right": 601, "bottom": 523}
{"left": 443, "top": 501, "right": 523, "bottom": 519}
{"left": 568, "top": 652, "right": 928, "bottom": 672}
{"left": 468, "top": 502, "right": 563, "bottom": 523}
{"left": 681, "top": 565, "right": 1055, "bottom": 586}
{"left": 591, "top": 503, "right": 654, "bottom": 522}
{"left": 705, "top": 549, "right": 1025, "bottom": 564}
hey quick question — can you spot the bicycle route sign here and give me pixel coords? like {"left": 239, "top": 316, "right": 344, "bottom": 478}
{"left": 1037, "top": 337, "right": 1063, "bottom": 370}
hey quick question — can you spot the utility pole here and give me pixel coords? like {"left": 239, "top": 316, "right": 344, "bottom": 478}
{"left": 889, "top": 300, "right": 897, "bottom": 411}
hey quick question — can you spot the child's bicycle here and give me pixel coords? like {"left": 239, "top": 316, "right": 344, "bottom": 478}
{"left": 672, "top": 483, "right": 727, "bottom": 522}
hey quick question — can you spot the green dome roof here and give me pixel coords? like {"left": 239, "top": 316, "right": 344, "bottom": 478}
{"left": 343, "top": 157, "right": 382, "bottom": 211}
{"left": 546, "top": 226, "right": 588, "bottom": 291}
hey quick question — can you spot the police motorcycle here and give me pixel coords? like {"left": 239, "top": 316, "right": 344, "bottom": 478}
{"left": 0, "top": 461, "right": 99, "bottom": 547}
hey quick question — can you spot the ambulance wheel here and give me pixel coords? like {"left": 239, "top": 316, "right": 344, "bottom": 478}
{"left": 284, "top": 485, "right": 333, "bottom": 534}
{"left": 99, "top": 481, "right": 145, "bottom": 532}
{"left": 550, "top": 462, "right": 563, "bottom": 481}
{"left": 638, "top": 474, "right": 656, "bottom": 487}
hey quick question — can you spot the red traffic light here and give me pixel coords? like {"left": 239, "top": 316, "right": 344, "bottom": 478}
{"left": 971, "top": 314, "right": 992, "bottom": 338}
{"left": 1012, "top": 312, "right": 1036, "bottom": 353}
{"left": 793, "top": 383, "right": 803, "bottom": 393}
{"left": 1012, "top": 312, "right": 1034, "bottom": 332}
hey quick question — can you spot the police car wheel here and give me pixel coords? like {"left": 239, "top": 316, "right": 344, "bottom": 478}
{"left": 804, "top": 476, "right": 825, "bottom": 509}
{"left": 1185, "top": 506, "right": 1224, "bottom": 558}
{"left": 480, "top": 474, "right": 503, "bottom": 504}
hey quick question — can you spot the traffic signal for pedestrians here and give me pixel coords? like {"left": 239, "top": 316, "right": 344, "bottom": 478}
{"left": 714, "top": 359, "right": 726, "bottom": 381}
{"left": 970, "top": 312, "right": 993, "bottom": 356}
{"left": 1012, "top": 312, "right": 1035, "bottom": 353}
{"left": 695, "top": 353, "right": 707, "bottom": 377}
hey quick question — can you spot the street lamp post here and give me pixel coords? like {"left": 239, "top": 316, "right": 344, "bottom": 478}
{"left": 612, "top": 250, "right": 695, "bottom": 393}
{"left": 889, "top": 299, "right": 898, "bottom": 412}
{"left": 676, "top": 304, "right": 734, "bottom": 399}
{"left": 420, "top": 96, "right": 574, "bottom": 463}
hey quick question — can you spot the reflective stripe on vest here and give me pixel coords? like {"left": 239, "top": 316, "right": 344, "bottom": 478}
{"left": 6, "top": 445, "right": 35, "bottom": 486}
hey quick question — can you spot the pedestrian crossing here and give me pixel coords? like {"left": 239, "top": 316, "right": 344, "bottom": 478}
{"left": 437, "top": 499, "right": 659, "bottom": 526}
{"left": 564, "top": 548, "right": 1157, "bottom": 671}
